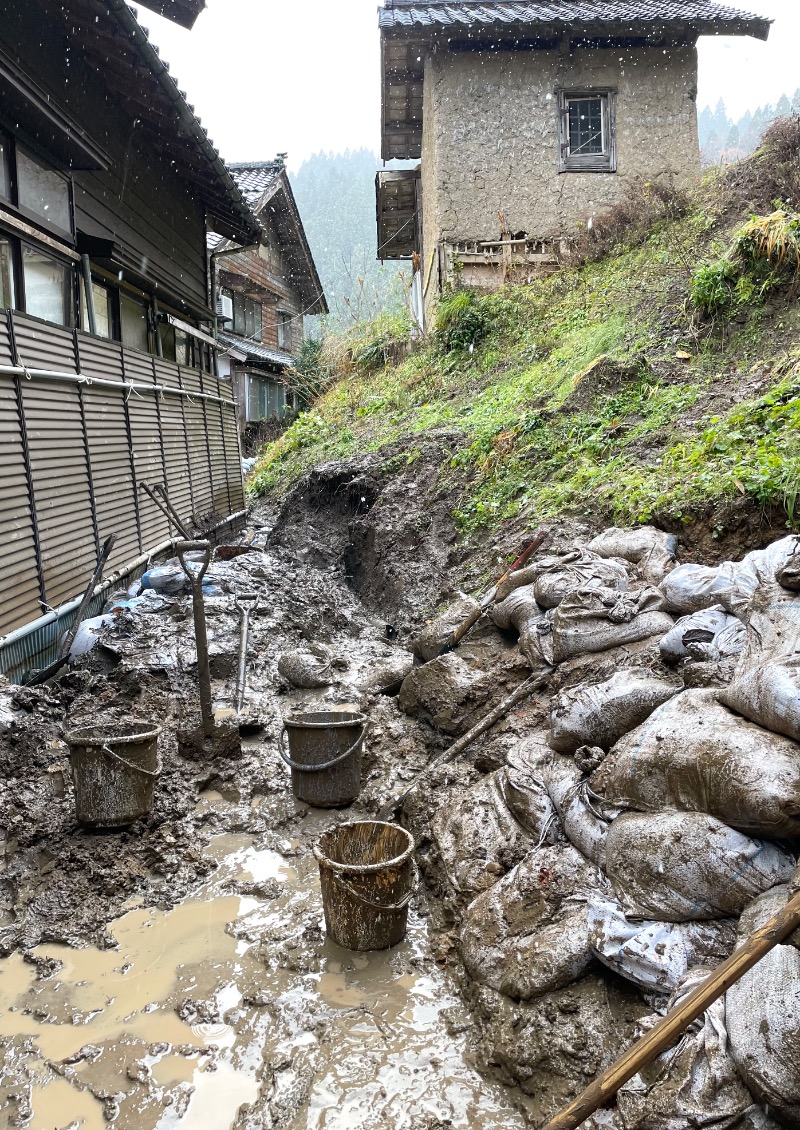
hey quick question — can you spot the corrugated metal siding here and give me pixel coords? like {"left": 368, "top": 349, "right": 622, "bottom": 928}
{"left": 154, "top": 359, "right": 194, "bottom": 534}
{"left": 180, "top": 366, "right": 214, "bottom": 520}
{"left": 124, "top": 349, "right": 171, "bottom": 549}
{"left": 0, "top": 376, "right": 41, "bottom": 630}
{"left": 22, "top": 379, "right": 97, "bottom": 607}
{"left": 0, "top": 313, "right": 244, "bottom": 638}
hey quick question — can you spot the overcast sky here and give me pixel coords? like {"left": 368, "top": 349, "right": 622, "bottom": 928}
{"left": 139, "top": 0, "right": 799, "bottom": 170}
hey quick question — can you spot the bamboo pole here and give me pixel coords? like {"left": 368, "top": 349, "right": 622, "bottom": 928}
{"left": 541, "top": 889, "right": 800, "bottom": 1130}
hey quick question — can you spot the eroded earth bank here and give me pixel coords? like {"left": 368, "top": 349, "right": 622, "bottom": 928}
{"left": 2, "top": 448, "right": 800, "bottom": 1129}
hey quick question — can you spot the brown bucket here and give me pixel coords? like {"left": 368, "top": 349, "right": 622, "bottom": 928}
{"left": 313, "top": 820, "right": 416, "bottom": 950}
{"left": 279, "top": 710, "right": 366, "bottom": 807}
{"left": 65, "top": 719, "right": 161, "bottom": 828}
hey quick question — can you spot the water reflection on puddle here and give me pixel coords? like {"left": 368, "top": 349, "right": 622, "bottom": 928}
{"left": 0, "top": 831, "right": 530, "bottom": 1130}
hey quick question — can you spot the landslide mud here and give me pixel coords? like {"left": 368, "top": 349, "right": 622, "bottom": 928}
{"left": 0, "top": 516, "right": 538, "bottom": 1128}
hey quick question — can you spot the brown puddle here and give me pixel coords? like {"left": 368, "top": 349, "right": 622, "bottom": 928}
{"left": 0, "top": 827, "right": 532, "bottom": 1129}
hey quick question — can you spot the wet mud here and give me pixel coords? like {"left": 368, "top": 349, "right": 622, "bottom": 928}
{"left": 0, "top": 515, "right": 537, "bottom": 1128}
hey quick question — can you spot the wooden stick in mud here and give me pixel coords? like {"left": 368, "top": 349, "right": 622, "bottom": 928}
{"left": 377, "top": 670, "right": 550, "bottom": 821}
{"left": 541, "top": 889, "right": 800, "bottom": 1130}
{"left": 438, "top": 528, "right": 550, "bottom": 657}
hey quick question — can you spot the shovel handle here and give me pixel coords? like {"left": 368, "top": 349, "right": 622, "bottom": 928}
{"left": 175, "top": 539, "right": 212, "bottom": 585}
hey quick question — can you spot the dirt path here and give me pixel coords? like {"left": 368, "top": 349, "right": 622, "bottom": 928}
{"left": 0, "top": 522, "right": 534, "bottom": 1128}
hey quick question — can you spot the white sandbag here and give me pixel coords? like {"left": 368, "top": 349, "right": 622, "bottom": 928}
{"left": 491, "top": 584, "right": 541, "bottom": 631}
{"left": 686, "top": 618, "right": 746, "bottom": 663}
{"left": 659, "top": 605, "right": 733, "bottom": 663}
{"left": 542, "top": 755, "right": 619, "bottom": 868}
{"left": 532, "top": 550, "right": 629, "bottom": 609}
{"left": 661, "top": 536, "right": 800, "bottom": 618}
{"left": 593, "top": 689, "right": 800, "bottom": 839}
{"left": 727, "top": 886, "right": 800, "bottom": 1126}
{"left": 605, "top": 811, "right": 795, "bottom": 922}
{"left": 587, "top": 895, "right": 736, "bottom": 994}
{"left": 551, "top": 585, "right": 674, "bottom": 664}
{"left": 412, "top": 592, "right": 480, "bottom": 662}
{"left": 720, "top": 586, "right": 800, "bottom": 741}
{"left": 549, "top": 668, "right": 679, "bottom": 754}
{"left": 586, "top": 526, "right": 678, "bottom": 584}
{"left": 431, "top": 768, "right": 556, "bottom": 897}
{"left": 68, "top": 614, "right": 116, "bottom": 659}
{"left": 619, "top": 967, "right": 781, "bottom": 1130}
{"left": 458, "top": 844, "right": 599, "bottom": 1000}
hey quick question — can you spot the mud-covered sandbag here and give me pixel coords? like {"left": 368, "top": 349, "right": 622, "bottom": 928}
{"left": 542, "top": 755, "right": 620, "bottom": 867}
{"left": 501, "top": 758, "right": 560, "bottom": 841}
{"left": 277, "top": 644, "right": 333, "bottom": 688}
{"left": 356, "top": 653, "right": 414, "bottom": 695}
{"left": 661, "top": 536, "right": 800, "bottom": 618}
{"left": 458, "top": 844, "right": 598, "bottom": 999}
{"left": 549, "top": 669, "right": 679, "bottom": 754}
{"left": 594, "top": 690, "right": 800, "bottom": 839}
{"left": 431, "top": 768, "right": 556, "bottom": 896}
{"left": 551, "top": 585, "right": 673, "bottom": 664}
{"left": 659, "top": 605, "right": 734, "bottom": 663}
{"left": 727, "top": 886, "right": 800, "bottom": 1127}
{"left": 490, "top": 585, "right": 547, "bottom": 670}
{"left": 412, "top": 593, "right": 480, "bottom": 662}
{"left": 398, "top": 652, "right": 486, "bottom": 734}
{"left": 532, "top": 550, "right": 629, "bottom": 610}
{"left": 619, "top": 967, "right": 781, "bottom": 1130}
{"left": 606, "top": 811, "right": 795, "bottom": 922}
{"left": 588, "top": 895, "right": 736, "bottom": 994}
{"left": 586, "top": 526, "right": 678, "bottom": 584}
{"left": 720, "top": 587, "right": 800, "bottom": 741}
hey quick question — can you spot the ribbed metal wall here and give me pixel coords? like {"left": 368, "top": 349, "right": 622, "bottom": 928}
{"left": 0, "top": 311, "right": 244, "bottom": 638}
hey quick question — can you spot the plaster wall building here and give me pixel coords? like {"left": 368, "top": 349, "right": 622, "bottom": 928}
{"left": 375, "top": 0, "right": 770, "bottom": 323}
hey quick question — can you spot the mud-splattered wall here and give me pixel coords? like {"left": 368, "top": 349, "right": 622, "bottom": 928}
{"left": 421, "top": 42, "right": 699, "bottom": 248}
{"left": 0, "top": 313, "right": 243, "bottom": 637}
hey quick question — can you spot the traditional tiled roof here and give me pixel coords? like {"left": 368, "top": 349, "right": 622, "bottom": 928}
{"left": 218, "top": 331, "right": 295, "bottom": 369}
{"left": 227, "top": 162, "right": 285, "bottom": 208}
{"left": 379, "top": 0, "right": 770, "bottom": 36}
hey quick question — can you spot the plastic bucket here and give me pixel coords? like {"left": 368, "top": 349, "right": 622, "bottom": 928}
{"left": 313, "top": 820, "right": 416, "bottom": 950}
{"left": 279, "top": 710, "right": 366, "bottom": 807}
{"left": 65, "top": 720, "right": 161, "bottom": 828}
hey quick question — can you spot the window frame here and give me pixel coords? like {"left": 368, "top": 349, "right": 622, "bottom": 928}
{"left": 556, "top": 88, "right": 617, "bottom": 174}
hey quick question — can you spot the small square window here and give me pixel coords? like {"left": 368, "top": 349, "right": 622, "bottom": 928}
{"left": 557, "top": 90, "right": 616, "bottom": 173}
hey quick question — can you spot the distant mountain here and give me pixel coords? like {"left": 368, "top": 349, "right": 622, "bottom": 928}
{"left": 291, "top": 149, "right": 411, "bottom": 330}
{"left": 699, "top": 91, "right": 800, "bottom": 166}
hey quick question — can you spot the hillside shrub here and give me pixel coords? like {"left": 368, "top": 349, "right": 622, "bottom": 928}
{"left": 435, "top": 288, "right": 491, "bottom": 352}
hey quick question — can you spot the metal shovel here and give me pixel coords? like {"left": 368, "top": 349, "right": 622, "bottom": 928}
{"left": 234, "top": 591, "right": 261, "bottom": 732}
{"left": 175, "top": 540, "right": 240, "bottom": 758}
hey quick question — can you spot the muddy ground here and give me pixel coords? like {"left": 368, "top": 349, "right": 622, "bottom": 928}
{"left": 0, "top": 450, "right": 792, "bottom": 1128}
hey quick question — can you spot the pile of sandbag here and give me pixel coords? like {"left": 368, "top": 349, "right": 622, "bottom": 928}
{"left": 415, "top": 528, "right": 800, "bottom": 1127}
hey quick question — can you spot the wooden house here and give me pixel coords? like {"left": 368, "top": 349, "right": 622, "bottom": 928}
{"left": 0, "top": 0, "right": 260, "bottom": 643}
{"left": 212, "top": 160, "right": 327, "bottom": 434}
{"left": 375, "top": 0, "right": 770, "bottom": 325}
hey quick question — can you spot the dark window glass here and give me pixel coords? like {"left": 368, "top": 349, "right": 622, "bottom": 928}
{"left": 120, "top": 291, "right": 149, "bottom": 352}
{"left": 568, "top": 97, "right": 604, "bottom": 156}
{"left": 17, "top": 148, "right": 72, "bottom": 233}
{"left": 233, "top": 293, "right": 246, "bottom": 335}
{"left": 0, "top": 235, "right": 17, "bottom": 309}
{"left": 277, "top": 311, "right": 291, "bottom": 350}
{"left": 0, "top": 135, "right": 11, "bottom": 201}
{"left": 253, "top": 302, "right": 262, "bottom": 339}
{"left": 158, "top": 320, "right": 177, "bottom": 361}
{"left": 22, "top": 244, "right": 72, "bottom": 325}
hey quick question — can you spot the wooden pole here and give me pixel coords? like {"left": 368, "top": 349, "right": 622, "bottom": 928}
{"left": 377, "top": 669, "right": 550, "bottom": 821}
{"left": 541, "top": 890, "right": 800, "bottom": 1130}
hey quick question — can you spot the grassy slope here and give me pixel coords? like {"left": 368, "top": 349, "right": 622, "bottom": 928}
{"left": 250, "top": 164, "right": 800, "bottom": 541}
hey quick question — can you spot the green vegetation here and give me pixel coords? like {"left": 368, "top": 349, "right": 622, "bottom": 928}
{"left": 255, "top": 140, "right": 800, "bottom": 539}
